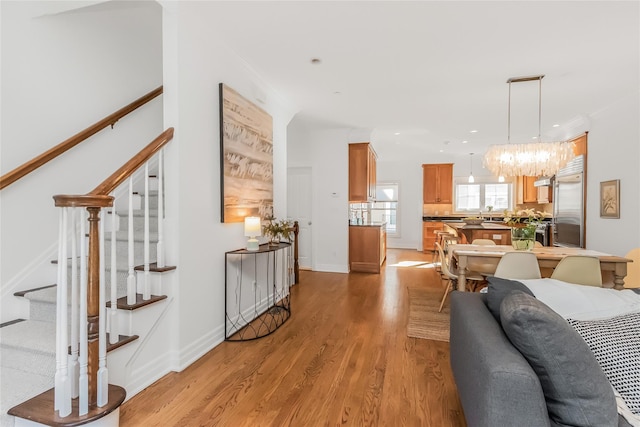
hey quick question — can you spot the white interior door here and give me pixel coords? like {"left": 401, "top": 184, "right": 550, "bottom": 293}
{"left": 287, "top": 167, "right": 312, "bottom": 269}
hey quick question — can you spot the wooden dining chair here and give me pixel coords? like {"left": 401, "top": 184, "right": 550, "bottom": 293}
{"left": 436, "top": 242, "right": 485, "bottom": 312}
{"left": 550, "top": 255, "right": 602, "bottom": 286}
{"left": 493, "top": 252, "right": 541, "bottom": 280}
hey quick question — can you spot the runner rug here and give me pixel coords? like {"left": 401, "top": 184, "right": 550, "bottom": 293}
{"left": 406, "top": 286, "right": 450, "bottom": 342}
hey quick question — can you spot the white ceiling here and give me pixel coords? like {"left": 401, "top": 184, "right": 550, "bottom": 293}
{"left": 202, "top": 1, "right": 639, "bottom": 159}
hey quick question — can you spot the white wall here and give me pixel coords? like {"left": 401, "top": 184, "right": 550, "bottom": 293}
{"left": 584, "top": 93, "right": 640, "bottom": 257}
{"left": 287, "top": 118, "right": 350, "bottom": 272}
{"left": 0, "top": 0, "right": 163, "bottom": 321}
{"left": 160, "top": 2, "right": 296, "bottom": 369}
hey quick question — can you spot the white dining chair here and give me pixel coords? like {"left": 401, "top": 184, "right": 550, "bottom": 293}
{"left": 493, "top": 251, "right": 541, "bottom": 280}
{"left": 550, "top": 255, "right": 602, "bottom": 287}
{"left": 471, "top": 239, "right": 496, "bottom": 245}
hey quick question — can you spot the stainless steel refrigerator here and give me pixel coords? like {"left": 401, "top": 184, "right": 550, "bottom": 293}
{"left": 553, "top": 155, "right": 585, "bottom": 248}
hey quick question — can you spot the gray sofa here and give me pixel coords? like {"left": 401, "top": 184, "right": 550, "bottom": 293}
{"left": 450, "top": 291, "right": 631, "bottom": 427}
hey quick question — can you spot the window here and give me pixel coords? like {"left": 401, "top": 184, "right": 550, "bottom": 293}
{"left": 372, "top": 183, "right": 398, "bottom": 236}
{"left": 455, "top": 179, "right": 511, "bottom": 213}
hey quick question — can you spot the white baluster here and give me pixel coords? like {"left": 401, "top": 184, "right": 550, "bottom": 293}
{"left": 55, "top": 208, "right": 71, "bottom": 417}
{"left": 79, "top": 209, "right": 89, "bottom": 415}
{"left": 69, "top": 209, "right": 79, "bottom": 399}
{"left": 109, "top": 198, "right": 118, "bottom": 344}
{"left": 156, "top": 149, "right": 165, "bottom": 268}
{"left": 127, "top": 177, "right": 136, "bottom": 305}
{"left": 143, "top": 163, "right": 150, "bottom": 300}
{"left": 97, "top": 210, "right": 108, "bottom": 407}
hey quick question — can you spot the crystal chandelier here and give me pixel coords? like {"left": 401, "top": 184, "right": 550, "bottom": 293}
{"left": 483, "top": 75, "right": 575, "bottom": 177}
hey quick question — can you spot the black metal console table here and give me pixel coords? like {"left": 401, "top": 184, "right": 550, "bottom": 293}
{"left": 225, "top": 242, "right": 293, "bottom": 341}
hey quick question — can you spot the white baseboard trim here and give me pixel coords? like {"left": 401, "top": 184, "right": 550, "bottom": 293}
{"left": 314, "top": 264, "right": 349, "bottom": 273}
{"left": 177, "top": 323, "right": 225, "bottom": 372}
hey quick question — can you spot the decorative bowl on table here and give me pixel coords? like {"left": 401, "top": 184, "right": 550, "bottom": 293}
{"left": 462, "top": 217, "right": 485, "bottom": 226}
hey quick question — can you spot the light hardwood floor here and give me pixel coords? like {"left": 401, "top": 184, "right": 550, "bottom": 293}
{"left": 119, "top": 249, "right": 467, "bottom": 426}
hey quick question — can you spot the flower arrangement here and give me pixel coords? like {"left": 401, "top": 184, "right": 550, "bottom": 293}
{"left": 503, "top": 208, "right": 549, "bottom": 250}
{"left": 502, "top": 208, "right": 549, "bottom": 227}
{"left": 262, "top": 216, "right": 294, "bottom": 244}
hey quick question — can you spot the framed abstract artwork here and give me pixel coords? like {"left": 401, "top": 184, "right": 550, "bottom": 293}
{"left": 600, "top": 179, "right": 620, "bottom": 218}
{"left": 219, "top": 83, "right": 273, "bottom": 223}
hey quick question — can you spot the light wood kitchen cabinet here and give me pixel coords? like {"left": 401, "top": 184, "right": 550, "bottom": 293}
{"left": 422, "top": 163, "right": 453, "bottom": 204}
{"left": 349, "top": 225, "right": 386, "bottom": 273}
{"left": 349, "top": 143, "right": 377, "bottom": 202}
{"left": 517, "top": 176, "right": 538, "bottom": 204}
{"left": 422, "top": 221, "right": 444, "bottom": 253}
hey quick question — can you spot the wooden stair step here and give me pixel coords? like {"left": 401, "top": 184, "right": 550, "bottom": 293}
{"left": 14, "top": 284, "right": 56, "bottom": 297}
{"left": 0, "top": 318, "right": 26, "bottom": 328}
{"left": 134, "top": 263, "right": 177, "bottom": 273}
{"left": 106, "top": 293, "right": 167, "bottom": 310}
{"left": 106, "top": 333, "right": 139, "bottom": 352}
{"left": 8, "top": 384, "right": 126, "bottom": 427}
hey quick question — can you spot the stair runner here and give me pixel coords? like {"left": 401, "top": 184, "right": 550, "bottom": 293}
{"left": 0, "top": 192, "right": 159, "bottom": 427}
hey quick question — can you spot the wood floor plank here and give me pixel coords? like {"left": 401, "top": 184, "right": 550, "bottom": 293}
{"left": 119, "top": 249, "right": 467, "bottom": 426}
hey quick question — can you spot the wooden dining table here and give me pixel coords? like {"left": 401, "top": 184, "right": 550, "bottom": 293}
{"left": 449, "top": 244, "right": 632, "bottom": 291}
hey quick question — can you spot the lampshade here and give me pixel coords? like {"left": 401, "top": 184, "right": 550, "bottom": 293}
{"left": 483, "top": 75, "right": 575, "bottom": 177}
{"left": 244, "top": 216, "right": 261, "bottom": 251}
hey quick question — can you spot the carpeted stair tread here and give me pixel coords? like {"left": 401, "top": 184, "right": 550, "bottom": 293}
{"left": 20, "top": 286, "right": 58, "bottom": 304}
{"left": 1, "top": 366, "right": 53, "bottom": 420}
{"left": 0, "top": 320, "right": 56, "bottom": 355}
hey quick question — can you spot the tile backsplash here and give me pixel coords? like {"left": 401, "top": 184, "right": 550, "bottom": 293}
{"left": 423, "top": 204, "right": 453, "bottom": 216}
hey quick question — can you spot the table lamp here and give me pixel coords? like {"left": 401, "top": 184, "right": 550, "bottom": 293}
{"left": 244, "top": 216, "right": 261, "bottom": 251}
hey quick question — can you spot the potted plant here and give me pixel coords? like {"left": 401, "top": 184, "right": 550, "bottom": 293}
{"left": 503, "top": 208, "right": 549, "bottom": 250}
{"left": 262, "top": 216, "right": 294, "bottom": 245}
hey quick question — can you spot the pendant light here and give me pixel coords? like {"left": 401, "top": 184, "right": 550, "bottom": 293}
{"left": 483, "top": 75, "right": 575, "bottom": 177}
{"left": 468, "top": 153, "right": 475, "bottom": 183}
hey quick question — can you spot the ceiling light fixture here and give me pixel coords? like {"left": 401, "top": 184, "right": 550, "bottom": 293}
{"left": 468, "top": 153, "right": 475, "bottom": 183}
{"left": 483, "top": 75, "right": 575, "bottom": 177}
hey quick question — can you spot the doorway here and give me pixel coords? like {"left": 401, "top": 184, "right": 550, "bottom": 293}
{"left": 287, "top": 167, "right": 312, "bottom": 270}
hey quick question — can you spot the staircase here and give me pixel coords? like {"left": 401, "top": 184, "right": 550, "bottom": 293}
{"left": 0, "top": 189, "right": 174, "bottom": 427}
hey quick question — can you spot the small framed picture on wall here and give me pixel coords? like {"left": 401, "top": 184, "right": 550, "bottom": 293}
{"left": 600, "top": 179, "right": 620, "bottom": 218}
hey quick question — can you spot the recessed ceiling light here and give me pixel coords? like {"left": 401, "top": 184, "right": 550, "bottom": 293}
{"left": 532, "top": 136, "right": 538, "bottom": 140}
{"left": 470, "top": 130, "right": 478, "bottom": 133}
{"left": 439, "top": 149, "right": 444, "bottom": 152}
{"left": 553, "top": 124, "right": 560, "bottom": 127}
{"left": 394, "top": 132, "right": 400, "bottom": 135}
{"left": 462, "top": 140, "right": 468, "bottom": 144}
{"left": 310, "top": 58, "right": 322, "bottom": 64}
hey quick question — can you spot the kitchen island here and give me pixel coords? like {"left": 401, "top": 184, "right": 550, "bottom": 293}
{"left": 444, "top": 222, "right": 512, "bottom": 245}
{"left": 349, "top": 222, "right": 387, "bottom": 273}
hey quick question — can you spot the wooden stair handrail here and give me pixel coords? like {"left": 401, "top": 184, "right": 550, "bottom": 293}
{"left": 53, "top": 127, "right": 174, "bottom": 207}
{"left": 0, "top": 86, "right": 163, "bottom": 191}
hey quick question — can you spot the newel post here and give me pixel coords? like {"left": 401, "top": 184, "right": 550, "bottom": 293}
{"left": 53, "top": 194, "right": 113, "bottom": 410}
{"left": 86, "top": 206, "right": 101, "bottom": 406}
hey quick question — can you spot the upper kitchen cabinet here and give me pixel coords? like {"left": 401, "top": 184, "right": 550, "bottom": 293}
{"left": 422, "top": 163, "right": 453, "bottom": 204}
{"left": 349, "top": 143, "right": 377, "bottom": 202}
{"left": 517, "top": 176, "right": 553, "bottom": 204}
{"left": 516, "top": 176, "right": 538, "bottom": 204}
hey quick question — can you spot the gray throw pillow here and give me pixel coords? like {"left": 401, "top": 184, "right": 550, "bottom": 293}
{"left": 485, "top": 276, "right": 535, "bottom": 323}
{"left": 500, "top": 291, "right": 617, "bottom": 427}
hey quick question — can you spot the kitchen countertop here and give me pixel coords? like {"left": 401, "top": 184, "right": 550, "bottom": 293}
{"left": 444, "top": 221, "right": 511, "bottom": 230}
{"left": 349, "top": 221, "right": 387, "bottom": 227}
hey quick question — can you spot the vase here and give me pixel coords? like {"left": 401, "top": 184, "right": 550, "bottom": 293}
{"left": 269, "top": 236, "right": 280, "bottom": 246}
{"left": 511, "top": 225, "right": 536, "bottom": 250}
